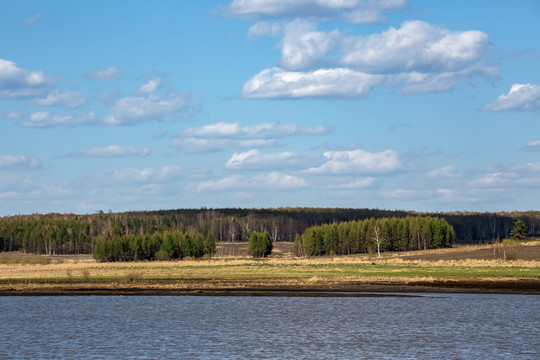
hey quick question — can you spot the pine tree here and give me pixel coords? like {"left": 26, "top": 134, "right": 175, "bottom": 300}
{"left": 510, "top": 220, "right": 527, "bottom": 241}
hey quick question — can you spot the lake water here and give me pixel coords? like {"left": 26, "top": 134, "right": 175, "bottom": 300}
{"left": 1, "top": 294, "right": 538, "bottom": 359}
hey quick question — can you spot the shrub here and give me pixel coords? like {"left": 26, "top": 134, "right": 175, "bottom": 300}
{"left": 502, "top": 238, "right": 523, "bottom": 261}
{"left": 154, "top": 250, "right": 171, "bottom": 261}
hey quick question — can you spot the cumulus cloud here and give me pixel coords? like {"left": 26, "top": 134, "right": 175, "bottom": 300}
{"left": 0, "top": 154, "right": 40, "bottom": 171}
{"left": 137, "top": 78, "right": 161, "bottom": 93}
{"left": 65, "top": 145, "right": 150, "bottom": 158}
{"left": 281, "top": 20, "right": 340, "bottom": 70}
{"left": 342, "top": 21, "right": 490, "bottom": 74}
{"left": 307, "top": 149, "right": 401, "bottom": 174}
{"left": 197, "top": 171, "right": 306, "bottom": 192}
{"left": 102, "top": 93, "right": 190, "bottom": 126}
{"left": 243, "top": 67, "right": 384, "bottom": 98}
{"left": 225, "top": 149, "right": 300, "bottom": 170}
{"left": 31, "top": 89, "right": 86, "bottom": 108}
{"left": 220, "top": 0, "right": 407, "bottom": 23}
{"left": 84, "top": 67, "right": 123, "bottom": 80}
{"left": 238, "top": 17, "right": 495, "bottom": 98}
{"left": 0, "top": 58, "right": 54, "bottom": 99}
{"left": 483, "top": 84, "right": 540, "bottom": 111}
{"left": 21, "top": 111, "right": 95, "bottom": 128}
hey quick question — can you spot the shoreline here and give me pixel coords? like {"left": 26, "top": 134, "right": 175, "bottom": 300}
{"left": 2, "top": 278, "right": 539, "bottom": 296}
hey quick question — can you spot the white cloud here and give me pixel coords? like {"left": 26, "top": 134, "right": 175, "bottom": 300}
{"left": 0, "top": 58, "right": 54, "bottom": 99}
{"left": 344, "top": 0, "right": 407, "bottom": 24}
{"left": 196, "top": 175, "right": 243, "bottom": 191}
{"left": 248, "top": 21, "right": 282, "bottom": 40}
{"left": 197, "top": 171, "right": 306, "bottom": 191}
{"left": 220, "top": 0, "right": 407, "bottom": 23}
{"left": 469, "top": 172, "right": 518, "bottom": 188}
{"left": 66, "top": 145, "right": 150, "bottom": 158}
{"left": 523, "top": 140, "right": 540, "bottom": 152}
{"left": 84, "top": 67, "right": 123, "bottom": 80}
{"left": 103, "top": 93, "right": 190, "bottom": 126}
{"left": 243, "top": 67, "right": 383, "bottom": 98}
{"left": 138, "top": 78, "right": 161, "bottom": 93}
{"left": 94, "top": 166, "right": 182, "bottom": 185}
{"left": 225, "top": 149, "right": 300, "bottom": 170}
{"left": 427, "top": 165, "right": 461, "bottom": 178}
{"left": 469, "top": 162, "right": 540, "bottom": 188}
{"left": 182, "top": 121, "right": 328, "bottom": 138}
{"left": 281, "top": 20, "right": 340, "bottom": 70}
{"left": 0, "top": 154, "right": 40, "bottom": 171}
{"left": 342, "top": 21, "right": 490, "bottom": 74}
{"left": 183, "top": 121, "right": 242, "bottom": 138}
{"left": 176, "top": 121, "right": 328, "bottom": 153}
{"left": 31, "top": 89, "right": 86, "bottom": 108}
{"left": 240, "top": 18, "right": 495, "bottom": 98}
{"left": 172, "top": 138, "right": 276, "bottom": 153}
{"left": 483, "top": 83, "right": 540, "bottom": 111}
{"left": 307, "top": 149, "right": 401, "bottom": 174}
{"left": 21, "top": 111, "right": 95, "bottom": 128}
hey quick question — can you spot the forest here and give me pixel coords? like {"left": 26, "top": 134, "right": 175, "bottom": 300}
{"left": 0, "top": 207, "right": 538, "bottom": 255}
{"left": 295, "top": 216, "right": 456, "bottom": 257}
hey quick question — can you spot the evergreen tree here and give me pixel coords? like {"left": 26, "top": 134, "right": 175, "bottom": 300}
{"left": 510, "top": 220, "right": 527, "bottom": 241}
{"left": 248, "top": 231, "right": 272, "bottom": 258}
{"left": 205, "top": 233, "right": 217, "bottom": 257}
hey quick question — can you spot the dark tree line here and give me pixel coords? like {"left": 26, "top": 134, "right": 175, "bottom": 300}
{"left": 1, "top": 208, "right": 538, "bottom": 255}
{"left": 296, "top": 216, "right": 456, "bottom": 257}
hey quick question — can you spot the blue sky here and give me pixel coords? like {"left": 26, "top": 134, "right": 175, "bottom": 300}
{"left": 1, "top": 0, "right": 539, "bottom": 215}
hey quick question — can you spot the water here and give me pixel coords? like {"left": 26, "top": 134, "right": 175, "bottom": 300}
{"left": 0, "top": 294, "right": 538, "bottom": 359}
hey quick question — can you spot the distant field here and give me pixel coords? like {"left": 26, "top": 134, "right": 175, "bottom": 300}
{"left": 1, "top": 242, "right": 539, "bottom": 295}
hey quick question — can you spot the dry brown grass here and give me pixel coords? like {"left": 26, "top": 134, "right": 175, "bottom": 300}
{"left": 0, "top": 243, "right": 538, "bottom": 294}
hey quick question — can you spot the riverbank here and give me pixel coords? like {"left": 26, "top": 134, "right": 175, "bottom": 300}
{"left": 1, "top": 242, "right": 539, "bottom": 296}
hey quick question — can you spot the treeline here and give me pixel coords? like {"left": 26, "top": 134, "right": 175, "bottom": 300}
{"left": 296, "top": 217, "right": 456, "bottom": 257}
{"left": 1, "top": 208, "right": 539, "bottom": 255}
{"left": 93, "top": 231, "right": 216, "bottom": 262}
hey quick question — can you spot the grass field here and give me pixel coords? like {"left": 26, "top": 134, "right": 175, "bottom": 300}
{"left": 1, "top": 241, "right": 539, "bottom": 295}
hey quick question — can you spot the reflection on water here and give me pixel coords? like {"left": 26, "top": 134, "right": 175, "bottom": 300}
{"left": 1, "top": 294, "right": 538, "bottom": 359}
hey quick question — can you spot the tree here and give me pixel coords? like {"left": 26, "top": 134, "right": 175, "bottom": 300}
{"left": 370, "top": 222, "right": 383, "bottom": 258}
{"left": 205, "top": 233, "right": 216, "bottom": 258}
{"left": 248, "top": 231, "right": 272, "bottom": 258}
{"left": 160, "top": 231, "right": 180, "bottom": 259}
{"left": 510, "top": 220, "right": 527, "bottom": 241}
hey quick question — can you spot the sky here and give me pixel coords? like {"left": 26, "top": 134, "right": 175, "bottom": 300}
{"left": 1, "top": 0, "right": 540, "bottom": 216}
